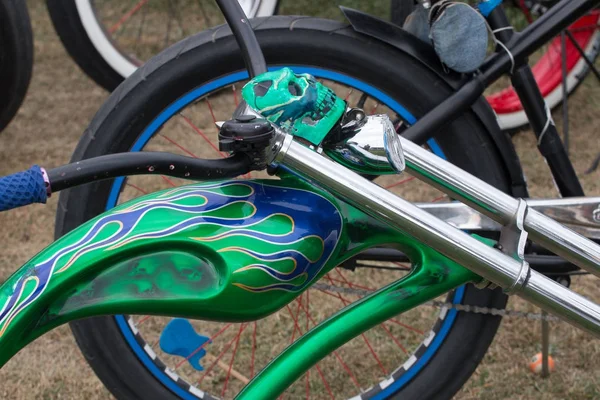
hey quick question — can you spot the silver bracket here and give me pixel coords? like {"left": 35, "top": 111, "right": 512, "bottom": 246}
{"left": 500, "top": 199, "right": 531, "bottom": 294}
{"left": 477, "top": 199, "right": 530, "bottom": 293}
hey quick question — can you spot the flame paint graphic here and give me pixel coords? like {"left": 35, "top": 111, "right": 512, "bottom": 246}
{"left": 0, "top": 181, "right": 342, "bottom": 335}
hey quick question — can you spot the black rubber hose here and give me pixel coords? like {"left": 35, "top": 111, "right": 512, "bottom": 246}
{"left": 215, "top": 0, "right": 267, "bottom": 77}
{"left": 48, "top": 152, "right": 252, "bottom": 192}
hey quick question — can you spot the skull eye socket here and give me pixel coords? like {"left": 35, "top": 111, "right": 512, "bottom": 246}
{"left": 253, "top": 80, "right": 273, "bottom": 97}
{"left": 288, "top": 82, "right": 302, "bottom": 96}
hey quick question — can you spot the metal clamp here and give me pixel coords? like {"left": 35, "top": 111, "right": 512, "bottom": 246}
{"left": 500, "top": 199, "right": 531, "bottom": 294}
{"left": 476, "top": 198, "right": 530, "bottom": 292}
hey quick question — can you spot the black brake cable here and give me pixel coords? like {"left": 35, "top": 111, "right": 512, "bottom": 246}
{"left": 215, "top": 0, "right": 267, "bottom": 77}
{"left": 48, "top": 152, "right": 252, "bottom": 193}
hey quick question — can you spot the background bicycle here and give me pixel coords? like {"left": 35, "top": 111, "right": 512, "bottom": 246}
{"left": 0, "top": 0, "right": 33, "bottom": 133}
{"left": 0, "top": 1, "right": 598, "bottom": 399}
{"left": 45, "top": 0, "right": 599, "bottom": 133}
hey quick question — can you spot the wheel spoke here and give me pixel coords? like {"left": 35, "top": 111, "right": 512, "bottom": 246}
{"left": 290, "top": 292, "right": 361, "bottom": 396}
{"left": 133, "top": 1, "right": 148, "bottom": 53}
{"left": 206, "top": 98, "right": 218, "bottom": 125}
{"left": 232, "top": 85, "right": 239, "bottom": 107}
{"left": 175, "top": 323, "right": 233, "bottom": 369}
{"left": 361, "top": 333, "right": 388, "bottom": 375}
{"left": 221, "top": 324, "right": 245, "bottom": 397}
{"left": 289, "top": 294, "right": 304, "bottom": 343}
{"left": 126, "top": 182, "right": 148, "bottom": 194}
{"left": 518, "top": 0, "right": 534, "bottom": 23}
{"left": 380, "top": 324, "right": 409, "bottom": 355}
{"left": 387, "top": 318, "right": 425, "bottom": 335}
{"left": 344, "top": 88, "right": 353, "bottom": 101}
{"left": 315, "top": 365, "right": 335, "bottom": 400}
{"left": 294, "top": 296, "right": 361, "bottom": 390}
{"left": 393, "top": 262, "right": 411, "bottom": 271}
{"left": 163, "top": 3, "right": 173, "bottom": 47}
{"left": 160, "top": 133, "right": 199, "bottom": 158}
{"left": 323, "top": 274, "right": 387, "bottom": 375}
{"left": 161, "top": 175, "right": 177, "bottom": 187}
{"left": 198, "top": 323, "right": 248, "bottom": 384}
{"left": 110, "top": 0, "right": 149, "bottom": 34}
{"left": 168, "top": 0, "right": 187, "bottom": 39}
{"left": 431, "top": 194, "right": 448, "bottom": 202}
{"left": 385, "top": 176, "right": 416, "bottom": 189}
{"left": 251, "top": 321, "right": 257, "bottom": 378}
{"left": 136, "top": 315, "right": 152, "bottom": 325}
{"left": 328, "top": 276, "right": 375, "bottom": 292}
{"left": 286, "top": 304, "right": 303, "bottom": 342}
{"left": 181, "top": 114, "right": 224, "bottom": 157}
{"left": 196, "top": 0, "right": 213, "bottom": 26}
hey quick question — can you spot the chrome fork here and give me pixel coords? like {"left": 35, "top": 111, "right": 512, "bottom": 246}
{"left": 270, "top": 129, "right": 600, "bottom": 337}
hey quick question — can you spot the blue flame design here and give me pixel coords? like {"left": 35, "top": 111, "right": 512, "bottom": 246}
{"left": 0, "top": 181, "right": 342, "bottom": 332}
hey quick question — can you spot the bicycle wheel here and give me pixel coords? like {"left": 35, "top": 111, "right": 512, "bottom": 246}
{"left": 47, "top": 0, "right": 278, "bottom": 91}
{"left": 486, "top": 1, "right": 600, "bottom": 130}
{"left": 0, "top": 0, "right": 33, "bottom": 132}
{"left": 56, "top": 17, "right": 510, "bottom": 399}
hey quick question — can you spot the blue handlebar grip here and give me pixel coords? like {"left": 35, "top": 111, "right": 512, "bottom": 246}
{"left": 0, "top": 165, "right": 48, "bottom": 211}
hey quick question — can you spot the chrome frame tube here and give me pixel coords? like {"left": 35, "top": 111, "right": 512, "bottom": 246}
{"left": 274, "top": 135, "right": 600, "bottom": 337}
{"left": 418, "top": 197, "right": 600, "bottom": 239}
{"left": 400, "top": 138, "right": 600, "bottom": 279}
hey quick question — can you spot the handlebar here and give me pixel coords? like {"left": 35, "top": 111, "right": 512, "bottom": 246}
{"left": 0, "top": 165, "right": 48, "bottom": 211}
{"left": 0, "top": 152, "right": 253, "bottom": 212}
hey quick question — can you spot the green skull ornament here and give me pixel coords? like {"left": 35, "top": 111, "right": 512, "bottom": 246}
{"left": 242, "top": 68, "right": 346, "bottom": 145}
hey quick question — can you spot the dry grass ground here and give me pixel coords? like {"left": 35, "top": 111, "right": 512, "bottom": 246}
{"left": 0, "top": 0, "right": 599, "bottom": 399}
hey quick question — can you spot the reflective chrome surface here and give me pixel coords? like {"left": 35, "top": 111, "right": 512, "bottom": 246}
{"left": 522, "top": 272, "right": 600, "bottom": 335}
{"left": 417, "top": 197, "right": 600, "bottom": 239}
{"left": 499, "top": 199, "right": 530, "bottom": 294}
{"left": 325, "top": 114, "right": 405, "bottom": 175}
{"left": 532, "top": 197, "right": 600, "bottom": 226}
{"left": 400, "top": 137, "right": 600, "bottom": 279}
{"left": 418, "top": 202, "right": 502, "bottom": 231}
{"left": 274, "top": 135, "right": 600, "bottom": 337}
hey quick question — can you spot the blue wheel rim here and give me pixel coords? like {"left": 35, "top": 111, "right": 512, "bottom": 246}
{"left": 105, "top": 67, "right": 465, "bottom": 399}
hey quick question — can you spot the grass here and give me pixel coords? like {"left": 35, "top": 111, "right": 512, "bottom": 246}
{"left": 0, "top": 0, "right": 598, "bottom": 399}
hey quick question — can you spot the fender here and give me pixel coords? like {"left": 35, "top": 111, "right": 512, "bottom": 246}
{"left": 341, "top": 7, "right": 529, "bottom": 198}
{"left": 0, "top": 177, "right": 480, "bottom": 367}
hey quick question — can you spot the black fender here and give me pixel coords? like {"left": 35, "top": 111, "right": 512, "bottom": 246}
{"left": 342, "top": 7, "right": 528, "bottom": 198}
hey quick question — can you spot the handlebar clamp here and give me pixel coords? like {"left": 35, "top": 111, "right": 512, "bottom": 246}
{"left": 218, "top": 115, "right": 275, "bottom": 170}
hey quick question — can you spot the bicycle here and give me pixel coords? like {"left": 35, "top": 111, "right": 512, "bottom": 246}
{"left": 44, "top": 0, "right": 600, "bottom": 133}
{"left": 0, "top": 0, "right": 599, "bottom": 399}
{"left": 484, "top": 0, "right": 600, "bottom": 131}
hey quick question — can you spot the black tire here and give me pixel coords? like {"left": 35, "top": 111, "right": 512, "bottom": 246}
{"left": 46, "top": 0, "right": 123, "bottom": 92}
{"left": 46, "top": 0, "right": 281, "bottom": 92}
{"left": 0, "top": 0, "right": 33, "bottom": 133}
{"left": 390, "top": 0, "right": 416, "bottom": 26}
{"left": 56, "top": 17, "right": 511, "bottom": 400}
